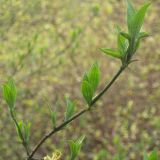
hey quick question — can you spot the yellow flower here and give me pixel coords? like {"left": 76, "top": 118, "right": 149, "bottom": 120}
{"left": 44, "top": 150, "right": 61, "bottom": 160}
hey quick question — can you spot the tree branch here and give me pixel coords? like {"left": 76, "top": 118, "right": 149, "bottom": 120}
{"left": 28, "top": 65, "right": 127, "bottom": 160}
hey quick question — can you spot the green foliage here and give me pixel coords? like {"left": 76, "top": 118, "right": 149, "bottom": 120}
{"left": 127, "top": 1, "right": 150, "bottom": 37}
{"left": 86, "top": 63, "right": 100, "bottom": 92}
{"left": 3, "top": 79, "right": 17, "bottom": 109}
{"left": 100, "top": 25, "right": 129, "bottom": 63}
{"left": 135, "top": 32, "right": 150, "bottom": 51}
{"left": 47, "top": 102, "right": 57, "bottom": 128}
{"left": 144, "top": 149, "right": 158, "bottom": 160}
{"left": 91, "top": 3, "right": 100, "bottom": 16}
{"left": 100, "top": 48, "right": 122, "bottom": 59}
{"left": 69, "top": 136, "right": 85, "bottom": 160}
{"left": 81, "top": 63, "right": 100, "bottom": 106}
{"left": 126, "top": 0, "right": 136, "bottom": 36}
{"left": 116, "top": 26, "right": 128, "bottom": 58}
{"left": 81, "top": 80, "right": 94, "bottom": 106}
{"left": 50, "top": 109, "right": 56, "bottom": 129}
{"left": 101, "top": 0, "right": 150, "bottom": 65}
{"left": 94, "top": 150, "right": 108, "bottom": 160}
{"left": 17, "top": 121, "right": 31, "bottom": 146}
{"left": 3, "top": 79, "right": 30, "bottom": 153}
{"left": 65, "top": 97, "right": 75, "bottom": 121}
{"left": 120, "top": 32, "right": 130, "bottom": 40}
{"left": 71, "top": 28, "right": 82, "bottom": 42}
{"left": 138, "top": 32, "right": 150, "bottom": 39}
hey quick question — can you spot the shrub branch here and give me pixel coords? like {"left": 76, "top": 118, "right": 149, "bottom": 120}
{"left": 28, "top": 64, "right": 127, "bottom": 160}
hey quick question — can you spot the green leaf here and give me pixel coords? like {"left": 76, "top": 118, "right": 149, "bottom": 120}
{"left": 16, "top": 121, "right": 24, "bottom": 141}
{"left": 126, "top": 0, "right": 136, "bottom": 34}
{"left": 47, "top": 102, "right": 57, "bottom": 128}
{"left": 94, "top": 150, "right": 108, "bottom": 160}
{"left": 120, "top": 32, "right": 130, "bottom": 40}
{"left": 75, "top": 135, "right": 85, "bottom": 145}
{"left": 69, "top": 136, "right": 85, "bottom": 160}
{"left": 17, "top": 121, "right": 31, "bottom": 145}
{"left": 100, "top": 48, "right": 122, "bottom": 59}
{"left": 71, "top": 28, "right": 82, "bottom": 42}
{"left": 23, "top": 122, "right": 31, "bottom": 145}
{"left": 50, "top": 110, "right": 56, "bottom": 128}
{"left": 149, "top": 149, "right": 158, "bottom": 160}
{"left": 91, "top": 3, "right": 100, "bottom": 16}
{"left": 138, "top": 32, "right": 150, "bottom": 39}
{"left": 115, "top": 26, "right": 128, "bottom": 56}
{"left": 130, "top": 2, "right": 151, "bottom": 37}
{"left": 82, "top": 63, "right": 100, "bottom": 93}
{"left": 65, "top": 97, "right": 75, "bottom": 121}
{"left": 135, "top": 39, "right": 141, "bottom": 52}
{"left": 113, "top": 154, "right": 121, "bottom": 160}
{"left": 82, "top": 72, "right": 89, "bottom": 82}
{"left": 118, "top": 34, "right": 128, "bottom": 56}
{"left": 87, "top": 63, "right": 100, "bottom": 92}
{"left": 143, "top": 151, "right": 149, "bottom": 160}
{"left": 81, "top": 80, "right": 93, "bottom": 106}
{"left": 3, "top": 79, "right": 17, "bottom": 109}
{"left": 81, "top": 63, "right": 100, "bottom": 106}
{"left": 134, "top": 32, "right": 149, "bottom": 52}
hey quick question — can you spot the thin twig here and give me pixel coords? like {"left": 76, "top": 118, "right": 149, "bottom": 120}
{"left": 10, "top": 110, "right": 30, "bottom": 156}
{"left": 91, "top": 65, "right": 126, "bottom": 106}
{"left": 28, "top": 65, "right": 127, "bottom": 160}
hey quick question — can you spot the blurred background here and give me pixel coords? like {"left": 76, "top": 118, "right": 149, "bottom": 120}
{"left": 0, "top": 0, "right": 160, "bottom": 159}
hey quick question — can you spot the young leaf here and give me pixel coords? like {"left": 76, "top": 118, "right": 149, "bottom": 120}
{"left": 143, "top": 151, "right": 149, "bottom": 160}
{"left": 17, "top": 121, "right": 31, "bottom": 145}
{"left": 120, "top": 32, "right": 130, "bottom": 40}
{"left": 76, "top": 135, "right": 85, "bottom": 145}
{"left": 50, "top": 111, "right": 56, "bottom": 128}
{"left": 65, "top": 97, "right": 75, "bottom": 121}
{"left": 87, "top": 63, "right": 100, "bottom": 92}
{"left": 126, "top": 0, "right": 136, "bottom": 34}
{"left": 82, "top": 72, "right": 89, "bottom": 82}
{"left": 134, "top": 32, "right": 149, "bottom": 52}
{"left": 130, "top": 2, "right": 150, "bottom": 37}
{"left": 138, "top": 32, "right": 150, "bottom": 39}
{"left": 71, "top": 28, "right": 82, "bottom": 42}
{"left": 69, "top": 136, "right": 85, "bottom": 160}
{"left": 16, "top": 121, "right": 24, "bottom": 141}
{"left": 23, "top": 122, "right": 31, "bottom": 145}
{"left": 117, "top": 33, "right": 127, "bottom": 56}
{"left": 116, "top": 25, "right": 128, "bottom": 56}
{"left": 81, "top": 81, "right": 93, "bottom": 106}
{"left": 3, "top": 79, "right": 17, "bottom": 109}
{"left": 91, "top": 3, "right": 100, "bottom": 16}
{"left": 47, "top": 101, "right": 57, "bottom": 128}
{"left": 149, "top": 149, "right": 158, "bottom": 160}
{"left": 95, "top": 150, "right": 108, "bottom": 160}
{"left": 100, "top": 48, "right": 122, "bottom": 59}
